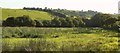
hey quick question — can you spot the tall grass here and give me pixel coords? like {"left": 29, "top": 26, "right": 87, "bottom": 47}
{"left": 2, "top": 37, "right": 118, "bottom": 51}
{"left": 2, "top": 27, "right": 118, "bottom": 38}
{"left": 2, "top": 27, "right": 119, "bottom": 51}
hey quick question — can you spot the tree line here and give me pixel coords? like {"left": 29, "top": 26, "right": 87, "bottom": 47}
{"left": 2, "top": 15, "right": 84, "bottom": 27}
{"left": 2, "top": 13, "right": 120, "bottom": 31}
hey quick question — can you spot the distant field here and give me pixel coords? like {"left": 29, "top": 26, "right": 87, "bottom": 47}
{"left": 2, "top": 9, "right": 53, "bottom": 20}
{"left": 2, "top": 27, "right": 119, "bottom": 51}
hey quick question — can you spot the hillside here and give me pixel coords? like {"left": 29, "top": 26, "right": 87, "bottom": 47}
{"left": 23, "top": 7, "right": 99, "bottom": 18}
{"left": 51, "top": 9, "right": 99, "bottom": 18}
{"left": 2, "top": 8, "right": 53, "bottom": 20}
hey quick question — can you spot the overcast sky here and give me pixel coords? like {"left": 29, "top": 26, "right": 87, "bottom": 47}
{"left": 0, "top": 0, "right": 120, "bottom": 14}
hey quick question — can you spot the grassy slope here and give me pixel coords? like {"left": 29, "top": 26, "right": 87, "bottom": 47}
{"left": 2, "top": 8, "right": 53, "bottom": 20}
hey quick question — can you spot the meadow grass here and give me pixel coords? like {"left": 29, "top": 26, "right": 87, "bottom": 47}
{"left": 2, "top": 27, "right": 119, "bottom": 51}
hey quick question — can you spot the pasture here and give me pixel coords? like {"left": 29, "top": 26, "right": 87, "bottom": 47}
{"left": 2, "top": 9, "right": 53, "bottom": 20}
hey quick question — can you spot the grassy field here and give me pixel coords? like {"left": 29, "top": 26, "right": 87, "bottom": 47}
{"left": 2, "top": 9, "right": 53, "bottom": 20}
{"left": 2, "top": 27, "right": 119, "bottom": 51}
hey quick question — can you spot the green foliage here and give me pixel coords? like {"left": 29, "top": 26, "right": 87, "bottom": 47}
{"left": 51, "top": 18, "right": 61, "bottom": 27}
{"left": 91, "top": 13, "right": 116, "bottom": 27}
{"left": 2, "top": 13, "right": 119, "bottom": 32}
{"left": 50, "top": 9, "right": 98, "bottom": 18}
{"left": 34, "top": 20, "right": 43, "bottom": 27}
{"left": 42, "top": 20, "right": 51, "bottom": 27}
{"left": 73, "top": 19, "right": 79, "bottom": 27}
{"left": 116, "top": 21, "right": 120, "bottom": 26}
{"left": 59, "top": 18, "right": 68, "bottom": 27}
{"left": 3, "top": 17, "right": 16, "bottom": 27}
{"left": 65, "top": 17, "right": 75, "bottom": 27}
{"left": 75, "top": 18, "right": 85, "bottom": 27}
{"left": 15, "top": 15, "right": 36, "bottom": 26}
{"left": 89, "top": 13, "right": 118, "bottom": 31}
{"left": 3, "top": 15, "right": 36, "bottom": 27}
